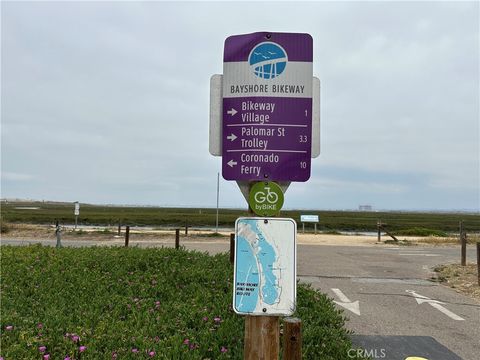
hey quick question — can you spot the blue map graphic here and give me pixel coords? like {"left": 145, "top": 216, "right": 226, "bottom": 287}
{"left": 235, "top": 219, "right": 279, "bottom": 313}
{"left": 249, "top": 42, "right": 287, "bottom": 79}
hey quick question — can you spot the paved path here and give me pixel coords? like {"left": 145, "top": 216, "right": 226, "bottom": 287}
{"left": 2, "top": 238, "right": 479, "bottom": 359}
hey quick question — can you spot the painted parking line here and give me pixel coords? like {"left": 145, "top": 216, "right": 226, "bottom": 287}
{"left": 398, "top": 253, "right": 440, "bottom": 257}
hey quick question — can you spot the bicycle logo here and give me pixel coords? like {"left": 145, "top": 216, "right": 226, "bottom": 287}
{"left": 254, "top": 186, "right": 279, "bottom": 204}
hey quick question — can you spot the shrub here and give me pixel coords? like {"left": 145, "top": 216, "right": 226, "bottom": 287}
{"left": 0, "top": 245, "right": 362, "bottom": 359}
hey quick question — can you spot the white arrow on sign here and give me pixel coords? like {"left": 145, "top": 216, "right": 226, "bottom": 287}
{"left": 332, "top": 288, "right": 360, "bottom": 316}
{"left": 227, "top": 108, "right": 237, "bottom": 116}
{"left": 227, "top": 133, "right": 237, "bottom": 142}
{"left": 227, "top": 160, "right": 237, "bottom": 167}
{"left": 406, "top": 290, "right": 464, "bottom": 321}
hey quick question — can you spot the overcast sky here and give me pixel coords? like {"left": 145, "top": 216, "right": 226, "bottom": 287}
{"left": 1, "top": 1, "right": 479, "bottom": 211}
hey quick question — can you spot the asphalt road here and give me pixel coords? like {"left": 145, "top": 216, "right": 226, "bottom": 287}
{"left": 2, "top": 238, "right": 479, "bottom": 359}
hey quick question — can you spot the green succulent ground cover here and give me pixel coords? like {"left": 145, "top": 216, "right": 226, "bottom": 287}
{"left": 1, "top": 246, "right": 361, "bottom": 359}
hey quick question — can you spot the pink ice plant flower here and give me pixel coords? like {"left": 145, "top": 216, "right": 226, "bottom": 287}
{"left": 43, "top": 355, "right": 50, "bottom": 360}
{"left": 112, "top": 351, "right": 118, "bottom": 359}
{"left": 221, "top": 346, "right": 228, "bottom": 353}
{"left": 71, "top": 335, "right": 80, "bottom": 343}
{"left": 132, "top": 348, "right": 139, "bottom": 353}
{"left": 37, "top": 323, "right": 43, "bottom": 329}
{"left": 79, "top": 345, "right": 87, "bottom": 352}
{"left": 64, "top": 356, "right": 71, "bottom": 360}
{"left": 39, "top": 345, "right": 47, "bottom": 353}
{"left": 213, "top": 317, "right": 222, "bottom": 323}
{"left": 202, "top": 316, "right": 208, "bottom": 321}
{"left": 183, "top": 338, "right": 190, "bottom": 345}
{"left": 148, "top": 350, "right": 156, "bottom": 357}
{"left": 5, "top": 325, "right": 13, "bottom": 331}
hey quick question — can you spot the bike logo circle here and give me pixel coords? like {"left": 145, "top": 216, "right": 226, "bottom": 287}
{"left": 249, "top": 181, "right": 284, "bottom": 217}
{"left": 248, "top": 42, "right": 288, "bottom": 79}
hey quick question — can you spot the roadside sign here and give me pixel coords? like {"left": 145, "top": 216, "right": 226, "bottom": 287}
{"left": 300, "top": 214, "right": 318, "bottom": 223}
{"left": 74, "top": 202, "right": 80, "bottom": 216}
{"left": 209, "top": 75, "right": 321, "bottom": 158}
{"left": 233, "top": 217, "right": 296, "bottom": 316}
{"left": 222, "top": 32, "right": 313, "bottom": 182}
{"left": 248, "top": 181, "right": 284, "bottom": 216}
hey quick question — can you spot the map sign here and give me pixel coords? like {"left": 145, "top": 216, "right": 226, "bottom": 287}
{"left": 233, "top": 217, "right": 296, "bottom": 316}
{"left": 222, "top": 32, "right": 313, "bottom": 182}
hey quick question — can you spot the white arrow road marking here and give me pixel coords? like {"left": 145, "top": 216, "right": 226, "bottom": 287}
{"left": 331, "top": 288, "right": 361, "bottom": 316}
{"left": 227, "top": 108, "right": 237, "bottom": 116}
{"left": 226, "top": 133, "right": 237, "bottom": 141}
{"left": 406, "top": 290, "right": 464, "bottom": 321}
{"left": 227, "top": 160, "right": 237, "bottom": 167}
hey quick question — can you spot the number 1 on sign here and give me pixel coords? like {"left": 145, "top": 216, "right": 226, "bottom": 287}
{"left": 305, "top": 110, "right": 308, "bottom": 117}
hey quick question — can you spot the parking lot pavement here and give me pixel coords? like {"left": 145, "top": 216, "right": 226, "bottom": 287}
{"left": 297, "top": 245, "right": 480, "bottom": 360}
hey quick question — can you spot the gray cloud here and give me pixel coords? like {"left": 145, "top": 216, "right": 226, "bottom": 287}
{"left": 1, "top": 1, "right": 478, "bottom": 210}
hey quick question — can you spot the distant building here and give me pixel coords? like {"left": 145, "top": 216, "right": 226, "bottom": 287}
{"left": 359, "top": 205, "right": 373, "bottom": 211}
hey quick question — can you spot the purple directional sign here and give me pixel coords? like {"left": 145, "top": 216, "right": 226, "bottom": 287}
{"left": 222, "top": 32, "right": 313, "bottom": 182}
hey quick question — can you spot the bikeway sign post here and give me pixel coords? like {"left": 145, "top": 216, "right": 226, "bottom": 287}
{"left": 210, "top": 31, "right": 318, "bottom": 360}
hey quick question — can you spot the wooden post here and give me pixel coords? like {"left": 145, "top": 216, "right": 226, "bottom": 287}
{"left": 377, "top": 220, "right": 381, "bottom": 243}
{"left": 283, "top": 317, "right": 302, "bottom": 360}
{"left": 459, "top": 221, "right": 464, "bottom": 243}
{"left": 175, "top": 229, "right": 180, "bottom": 249}
{"left": 314, "top": 223, "right": 317, "bottom": 234}
{"left": 55, "top": 220, "right": 62, "bottom": 248}
{"left": 243, "top": 182, "right": 280, "bottom": 360}
{"left": 125, "top": 226, "right": 130, "bottom": 247}
{"left": 302, "top": 222, "right": 305, "bottom": 233}
{"left": 118, "top": 221, "right": 121, "bottom": 236}
{"left": 477, "top": 242, "right": 480, "bottom": 286}
{"left": 185, "top": 220, "right": 188, "bottom": 236}
{"left": 461, "top": 228, "right": 467, "bottom": 266}
{"left": 230, "top": 233, "right": 235, "bottom": 264}
{"left": 244, "top": 316, "right": 279, "bottom": 360}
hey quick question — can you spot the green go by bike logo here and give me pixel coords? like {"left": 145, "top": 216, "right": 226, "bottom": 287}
{"left": 249, "top": 182, "right": 284, "bottom": 217}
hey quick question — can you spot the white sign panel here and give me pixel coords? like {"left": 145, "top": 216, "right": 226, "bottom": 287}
{"left": 74, "top": 202, "right": 80, "bottom": 216}
{"left": 300, "top": 215, "right": 318, "bottom": 223}
{"left": 233, "top": 217, "right": 296, "bottom": 316}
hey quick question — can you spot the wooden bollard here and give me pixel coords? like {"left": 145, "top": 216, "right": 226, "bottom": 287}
{"left": 185, "top": 220, "right": 188, "bottom": 236}
{"left": 125, "top": 226, "right": 130, "bottom": 247}
{"left": 459, "top": 221, "right": 464, "bottom": 243}
{"left": 175, "top": 229, "right": 180, "bottom": 249}
{"left": 230, "top": 233, "right": 235, "bottom": 264}
{"left": 461, "top": 230, "right": 467, "bottom": 266}
{"left": 377, "top": 220, "right": 381, "bottom": 243}
{"left": 283, "top": 317, "right": 302, "bottom": 360}
{"left": 477, "top": 242, "right": 480, "bottom": 286}
{"left": 244, "top": 316, "right": 279, "bottom": 360}
{"left": 118, "top": 221, "right": 121, "bottom": 235}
